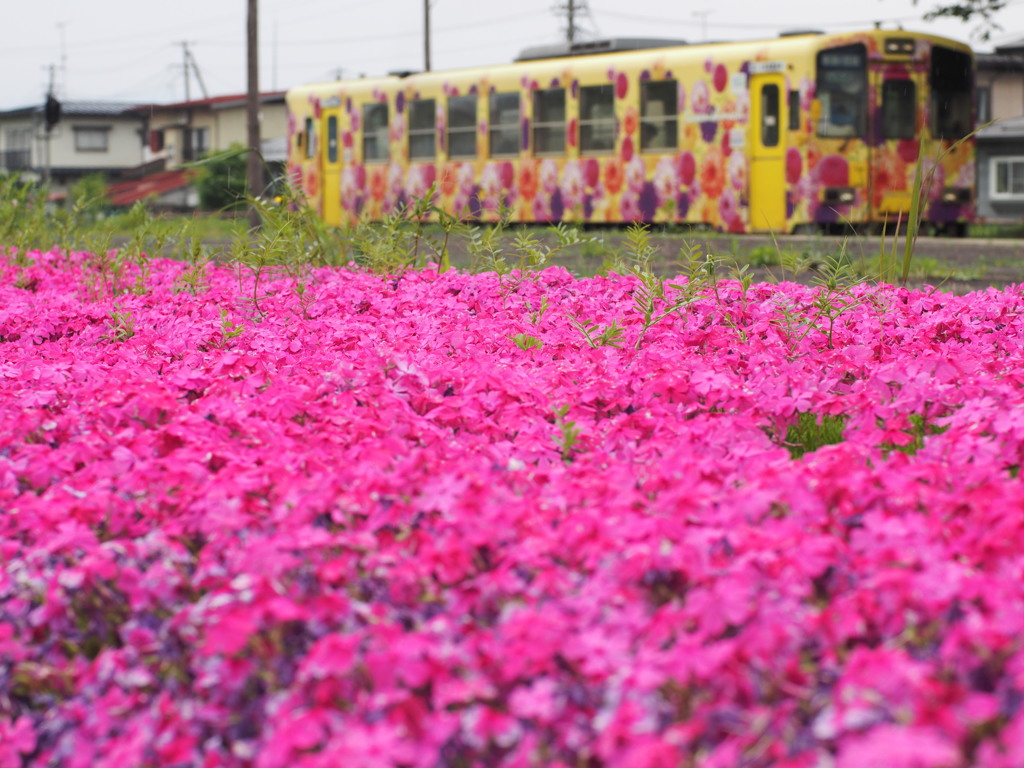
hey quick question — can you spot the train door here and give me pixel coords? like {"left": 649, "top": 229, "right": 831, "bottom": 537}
{"left": 868, "top": 61, "right": 926, "bottom": 226}
{"left": 321, "top": 112, "right": 341, "bottom": 226}
{"left": 748, "top": 69, "right": 787, "bottom": 232}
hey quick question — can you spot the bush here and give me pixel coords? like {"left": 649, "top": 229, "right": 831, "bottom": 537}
{"left": 68, "top": 174, "right": 111, "bottom": 224}
{"left": 194, "top": 144, "right": 249, "bottom": 212}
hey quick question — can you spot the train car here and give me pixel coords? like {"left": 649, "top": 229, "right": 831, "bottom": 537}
{"left": 285, "top": 29, "right": 975, "bottom": 235}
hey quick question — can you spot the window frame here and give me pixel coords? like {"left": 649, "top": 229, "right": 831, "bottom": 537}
{"left": 448, "top": 94, "right": 478, "bottom": 159}
{"left": 816, "top": 44, "right": 868, "bottom": 139}
{"left": 579, "top": 84, "right": 616, "bottom": 154}
{"left": 640, "top": 79, "right": 678, "bottom": 153}
{"left": 881, "top": 79, "right": 917, "bottom": 141}
{"left": 532, "top": 88, "right": 566, "bottom": 156}
{"left": 930, "top": 45, "right": 973, "bottom": 141}
{"left": 760, "top": 83, "right": 781, "bottom": 148}
{"left": 304, "top": 117, "right": 315, "bottom": 159}
{"left": 326, "top": 115, "right": 339, "bottom": 163}
{"left": 362, "top": 101, "right": 390, "bottom": 164}
{"left": 991, "top": 156, "right": 1024, "bottom": 201}
{"left": 73, "top": 125, "right": 111, "bottom": 153}
{"left": 977, "top": 85, "right": 992, "bottom": 125}
{"left": 408, "top": 98, "right": 436, "bottom": 161}
{"left": 489, "top": 91, "right": 521, "bottom": 158}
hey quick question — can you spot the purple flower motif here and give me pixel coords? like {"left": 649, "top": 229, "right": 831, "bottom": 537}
{"left": 638, "top": 181, "right": 659, "bottom": 220}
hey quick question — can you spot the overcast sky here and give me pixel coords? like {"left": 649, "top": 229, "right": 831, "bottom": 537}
{"left": 4, "top": 0, "right": 1024, "bottom": 110}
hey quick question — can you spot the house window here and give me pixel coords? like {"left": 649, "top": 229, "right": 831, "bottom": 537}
{"left": 992, "top": 156, "right": 1024, "bottom": 200}
{"left": 977, "top": 86, "right": 992, "bottom": 125}
{"left": 489, "top": 92, "right": 520, "bottom": 157}
{"left": 74, "top": 126, "right": 110, "bottom": 152}
{"left": 448, "top": 95, "right": 477, "bottom": 158}
{"left": 189, "top": 127, "right": 210, "bottom": 157}
{"left": 640, "top": 80, "right": 678, "bottom": 151}
{"left": 2, "top": 128, "right": 31, "bottom": 170}
{"left": 580, "top": 84, "right": 615, "bottom": 153}
{"left": 363, "top": 102, "right": 389, "bottom": 163}
{"left": 408, "top": 99, "right": 436, "bottom": 160}
{"left": 532, "top": 88, "right": 565, "bottom": 155}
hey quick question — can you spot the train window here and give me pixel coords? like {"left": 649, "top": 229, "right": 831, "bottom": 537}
{"left": 640, "top": 80, "right": 678, "bottom": 152}
{"left": 327, "top": 115, "right": 338, "bottom": 163}
{"left": 816, "top": 44, "right": 866, "bottom": 138}
{"left": 490, "top": 92, "right": 520, "bottom": 157}
{"left": 761, "top": 84, "right": 780, "bottom": 147}
{"left": 789, "top": 90, "right": 801, "bottom": 130}
{"left": 448, "top": 95, "right": 477, "bottom": 158}
{"left": 304, "top": 117, "right": 315, "bottom": 159}
{"left": 931, "top": 46, "right": 972, "bottom": 140}
{"left": 362, "top": 102, "right": 389, "bottom": 163}
{"left": 409, "top": 99, "right": 436, "bottom": 160}
{"left": 882, "top": 80, "right": 916, "bottom": 140}
{"left": 533, "top": 88, "right": 566, "bottom": 155}
{"left": 580, "top": 84, "right": 615, "bottom": 153}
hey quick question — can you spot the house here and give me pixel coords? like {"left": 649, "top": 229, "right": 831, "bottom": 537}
{"left": 975, "top": 39, "right": 1024, "bottom": 223}
{"left": 129, "top": 92, "right": 289, "bottom": 184}
{"left": 0, "top": 92, "right": 289, "bottom": 210}
{"left": 0, "top": 101, "right": 147, "bottom": 193}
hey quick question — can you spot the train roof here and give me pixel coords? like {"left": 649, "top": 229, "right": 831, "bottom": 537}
{"left": 515, "top": 37, "right": 689, "bottom": 62}
{"left": 286, "top": 28, "right": 974, "bottom": 99}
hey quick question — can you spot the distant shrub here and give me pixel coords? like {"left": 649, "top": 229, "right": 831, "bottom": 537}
{"left": 195, "top": 144, "right": 248, "bottom": 212}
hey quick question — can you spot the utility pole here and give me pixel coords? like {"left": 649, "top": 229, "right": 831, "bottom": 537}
{"left": 553, "top": 0, "right": 593, "bottom": 45}
{"left": 246, "top": 0, "right": 262, "bottom": 230}
{"left": 424, "top": 0, "right": 432, "bottom": 71}
{"left": 182, "top": 42, "right": 191, "bottom": 101}
{"left": 57, "top": 22, "right": 67, "bottom": 99}
{"left": 180, "top": 42, "right": 209, "bottom": 101}
{"left": 693, "top": 10, "right": 712, "bottom": 42}
{"left": 43, "top": 65, "right": 58, "bottom": 187}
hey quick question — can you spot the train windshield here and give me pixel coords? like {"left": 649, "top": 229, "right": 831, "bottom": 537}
{"left": 931, "top": 46, "right": 973, "bottom": 140}
{"left": 816, "top": 44, "right": 867, "bottom": 138}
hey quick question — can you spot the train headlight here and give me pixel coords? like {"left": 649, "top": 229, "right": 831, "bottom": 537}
{"left": 941, "top": 187, "right": 971, "bottom": 205}
{"left": 823, "top": 187, "right": 856, "bottom": 205}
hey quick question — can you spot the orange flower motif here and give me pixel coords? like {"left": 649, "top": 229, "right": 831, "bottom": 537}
{"left": 694, "top": 195, "right": 722, "bottom": 229}
{"left": 604, "top": 157, "right": 625, "bottom": 195}
{"left": 623, "top": 107, "right": 638, "bottom": 137}
{"left": 439, "top": 164, "right": 458, "bottom": 197}
{"left": 873, "top": 150, "right": 909, "bottom": 209}
{"left": 807, "top": 142, "right": 822, "bottom": 172}
{"left": 699, "top": 146, "right": 726, "bottom": 202}
{"left": 519, "top": 159, "right": 539, "bottom": 201}
{"left": 369, "top": 168, "right": 387, "bottom": 201}
{"left": 304, "top": 168, "right": 320, "bottom": 199}
{"left": 681, "top": 123, "right": 701, "bottom": 152}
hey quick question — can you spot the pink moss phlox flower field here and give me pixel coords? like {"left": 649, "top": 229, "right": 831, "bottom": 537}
{"left": 3, "top": 250, "right": 1024, "bottom": 768}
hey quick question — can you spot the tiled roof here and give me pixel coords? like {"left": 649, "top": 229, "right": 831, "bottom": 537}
{"left": 129, "top": 91, "right": 287, "bottom": 113}
{"left": 107, "top": 169, "right": 194, "bottom": 207}
{"left": 0, "top": 101, "right": 142, "bottom": 118}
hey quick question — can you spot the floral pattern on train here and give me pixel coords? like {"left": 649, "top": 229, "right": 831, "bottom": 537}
{"left": 286, "top": 31, "right": 975, "bottom": 233}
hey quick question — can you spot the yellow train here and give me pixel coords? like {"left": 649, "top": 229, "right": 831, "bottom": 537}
{"left": 285, "top": 28, "right": 975, "bottom": 234}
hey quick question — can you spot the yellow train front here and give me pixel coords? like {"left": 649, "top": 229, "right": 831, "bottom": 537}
{"left": 286, "top": 29, "right": 975, "bottom": 235}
